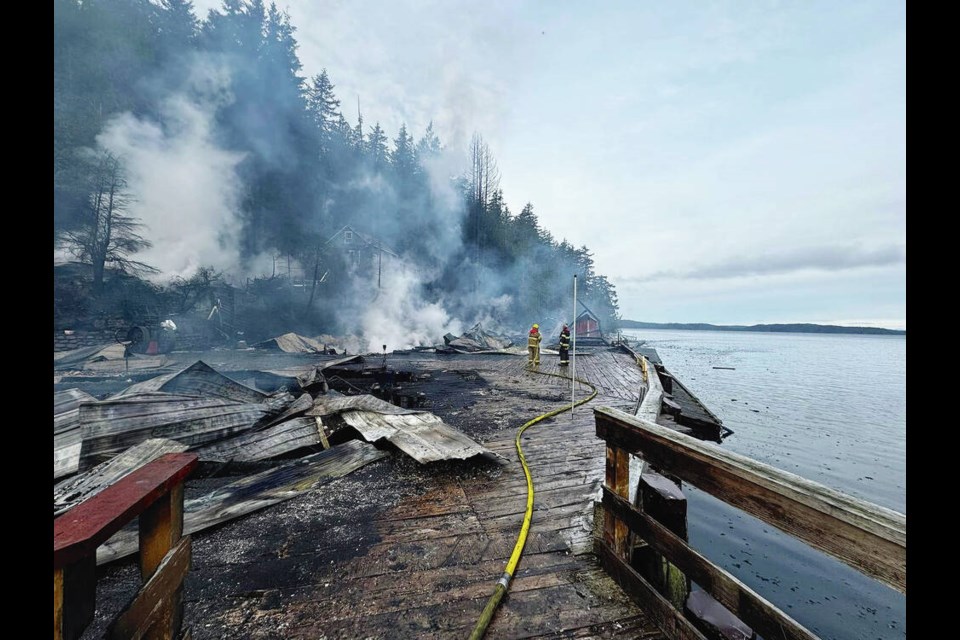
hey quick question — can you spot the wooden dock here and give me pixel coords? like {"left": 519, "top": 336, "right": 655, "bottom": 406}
{"left": 84, "top": 349, "right": 665, "bottom": 639}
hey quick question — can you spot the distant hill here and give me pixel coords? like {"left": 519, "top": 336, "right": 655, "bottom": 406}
{"left": 618, "top": 321, "right": 905, "bottom": 336}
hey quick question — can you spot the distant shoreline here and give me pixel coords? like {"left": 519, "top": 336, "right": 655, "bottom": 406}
{"left": 618, "top": 320, "right": 905, "bottom": 336}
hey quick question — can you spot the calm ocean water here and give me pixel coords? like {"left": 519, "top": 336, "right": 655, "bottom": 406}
{"left": 619, "top": 328, "right": 906, "bottom": 640}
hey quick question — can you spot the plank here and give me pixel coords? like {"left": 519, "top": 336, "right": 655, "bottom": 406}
{"left": 109, "top": 537, "right": 192, "bottom": 640}
{"left": 597, "top": 541, "right": 708, "bottom": 640}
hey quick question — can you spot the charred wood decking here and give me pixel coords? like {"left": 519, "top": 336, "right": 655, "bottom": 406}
{"left": 75, "top": 350, "right": 679, "bottom": 639}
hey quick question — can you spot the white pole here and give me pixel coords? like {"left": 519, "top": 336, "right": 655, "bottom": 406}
{"left": 572, "top": 275, "right": 577, "bottom": 413}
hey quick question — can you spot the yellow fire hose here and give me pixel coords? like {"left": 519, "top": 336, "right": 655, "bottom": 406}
{"left": 468, "top": 366, "right": 599, "bottom": 640}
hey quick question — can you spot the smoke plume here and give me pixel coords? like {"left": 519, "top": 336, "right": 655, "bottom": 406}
{"left": 96, "top": 59, "right": 249, "bottom": 281}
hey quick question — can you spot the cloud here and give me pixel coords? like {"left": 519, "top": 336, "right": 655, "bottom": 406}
{"left": 628, "top": 243, "right": 904, "bottom": 283}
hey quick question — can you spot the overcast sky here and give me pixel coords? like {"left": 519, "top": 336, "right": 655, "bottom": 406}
{"left": 194, "top": 0, "right": 906, "bottom": 329}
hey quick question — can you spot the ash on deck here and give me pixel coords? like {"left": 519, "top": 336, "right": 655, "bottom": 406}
{"left": 83, "top": 350, "right": 665, "bottom": 640}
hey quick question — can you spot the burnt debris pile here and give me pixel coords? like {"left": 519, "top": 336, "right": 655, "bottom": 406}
{"left": 53, "top": 345, "right": 493, "bottom": 567}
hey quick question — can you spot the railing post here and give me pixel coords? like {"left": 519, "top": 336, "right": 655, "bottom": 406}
{"left": 604, "top": 444, "right": 631, "bottom": 559}
{"left": 635, "top": 467, "right": 690, "bottom": 610}
{"left": 54, "top": 554, "right": 96, "bottom": 640}
{"left": 139, "top": 479, "right": 186, "bottom": 639}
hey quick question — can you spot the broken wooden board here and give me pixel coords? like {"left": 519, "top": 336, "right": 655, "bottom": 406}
{"left": 195, "top": 417, "right": 327, "bottom": 462}
{"left": 54, "top": 438, "right": 189, "bottom": 516}
{"left": 95, "top": 440, "right": 388, "bottom": 565}
{"left": 55, "top": 389, "right": 98, "bottom": 479}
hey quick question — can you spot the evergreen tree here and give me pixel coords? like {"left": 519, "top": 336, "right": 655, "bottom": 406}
{"left": 391, "top": 123, "right": 416, "bottom": 187}
{"left": 416, "top": 120, "right": 442, "bottom": 159}
{"left": 58, "top": 150, "right": 156, "bottom": 294}
{"left": 367, "top": 122, "right": 389, "bottom": 172}
{"left": 307, "top": 69, "right": 341, "bottom": 154}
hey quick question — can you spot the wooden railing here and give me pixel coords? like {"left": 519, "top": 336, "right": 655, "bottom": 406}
{"left": 594, "top": 406, "right": 906, "bottom": 640}
{"left": 54, "top": 452, "right": 198, "bottom": 640}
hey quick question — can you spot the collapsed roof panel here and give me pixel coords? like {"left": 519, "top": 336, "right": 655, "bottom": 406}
{"left": 53, "top": 343, "right": 169, "bottom": 373}
{"left": 54, "top": 389, "right": 97, "bottom": 426}
{"left": 439, "top": 323, "right": 514, "bottom": 353}
{"left": 77, "top": 393, "right": 278, "bottom": 469}
{"left": 95, "top": 439, "right": 387, "bottom": 565}
{"left": 306, "top": 393, "right": 417, "bottom": 417}
{"left": 254, "top": 332, "right": 329, "bottom": 353}
{"left": 55, "top": 433, "right": 82, "bottom": 480}
{"left": 339, "top": 411, "right": 491, "bottom": 463}
{"left": 112, "top": 360, "right": 266, "bottom": 403}
{"left": 262, "top": 392, "right": 315, "bottom": 427}
{"left": 196, "top": 416, "right": 328, "bottom": 462}
{"left": 54, "top": 389, "right": 97, "bottom": 480}
{"left": 306, "top": 393, "right": 493, "bottom": 463}
{"left": 54, "top": 438, "right": 189, "bottom": 516}
{"left": 53, "top": 343, "right": 125, "bottom": 369}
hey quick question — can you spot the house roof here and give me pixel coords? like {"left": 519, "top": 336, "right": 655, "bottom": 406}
{"left": 324, "top": 225, "right": 399, "bottom": 258}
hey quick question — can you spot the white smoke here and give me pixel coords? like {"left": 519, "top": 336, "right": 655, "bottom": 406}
{"left": 361, "top": 265, "right": 463, "bottom": 352}
{"left": 96, "top": 59, "right": 249, "bottom": 282}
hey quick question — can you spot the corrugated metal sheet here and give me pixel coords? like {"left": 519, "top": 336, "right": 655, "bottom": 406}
{"left": 196, "top": 417, "right": 326, "bottom": 462}
{"left": 54, "top": 430, "right": 83, "bottom": 480}
{"left": 95, "top": 440, "right": 387, "bottom": 565}
{"left": 54, "top": 438, "right": 189, "bottom": 516}
{"left": 262, "top": 393, "right": 315, "bottom": 427}
{"left": 77, "top": 392, "right": 277, "bottom": 469}
{"left": 54, "top": 389, "right": 97, "bottom": 480}
{"left": 254, "top": 332, "right": 328, "bottom": 353}
{"left": 113, "top": 360, "right": 266, "bottom": 403}
{"left": 68, "top": 362, "right": 298, "bottom": 471}
{"left": 54, "top": 389, "right": 97, "bottom": 424}
{"left": 443, "top": 323, "right": 513, "bottom": 351}
{"left": 53, "top": 344, "right": 168, "bottom": 372}
{"left": 53, "top": 343, "right": 125, "bottom": 369}
{"left": 307, "top": 393, "right": 492, "bottom": 463}
{"left": 341, "top": 411, "right": 491, "bottom": 463}
{"left": 307, "top": 394, "right": 416, "bottom": 417}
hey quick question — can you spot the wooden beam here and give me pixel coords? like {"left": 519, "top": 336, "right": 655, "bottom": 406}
{"left": 597, "top": 540, "right": 708, "bottom": 640}
{"left": 604, "top": 444, "right": 630, "bottom": 558}
{"left": 54, "top": 568, "right": 63, "bottom": 640}
{"left": 604, "top": 487, "right": 816, "bottom": 640}
{"left": 57, "top": 552, "right": 97, "bottom": 640}
{"left": 140, "top": 481, "right": 184, "bottom": 581}
{"left": 637, "top": 357, "right": 662, "bottom": 424}
{"left": 139, "top": 480, "right": 185, "bottom": 640}
{"left": 54, "top": 453, "right": 198, "bottom": 569}
{"left": 595, "top": 407, "right": 906, "bottom": 593}
{"left": 636, "top": 469, "right": 689, "bottom": 610}
{"left": 109, "top": 537, "right": 192, "bottom": 640}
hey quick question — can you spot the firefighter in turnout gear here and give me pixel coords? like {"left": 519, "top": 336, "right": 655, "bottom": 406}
{"left": 558, "top": 324, "right": 571, "bottom": 365}
{"left": 527, "top": 324, "right": 542, "bottom": 367}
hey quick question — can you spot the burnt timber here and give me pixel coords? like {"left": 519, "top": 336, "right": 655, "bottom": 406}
{"left": 70, "top": 347, "right": 722, "bottom": 639}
